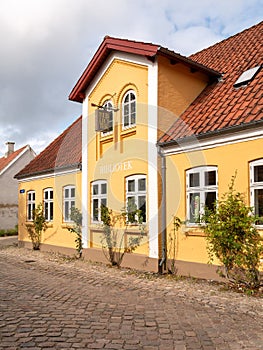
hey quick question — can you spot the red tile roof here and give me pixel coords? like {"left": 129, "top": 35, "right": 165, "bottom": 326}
{"left": 69, "top": 36, "right": 220, "bottom": 103}
{"left": 16, "top": 116, "right": 82, "bottom": 179}
{"left": 159, "top": 22, "right": 263, "bottom": 144}
{"left": 158, "top": 21, "right": 263, "bottom": 144}
{"left": 0, "top": 146, "right": 28, "bottom": 174}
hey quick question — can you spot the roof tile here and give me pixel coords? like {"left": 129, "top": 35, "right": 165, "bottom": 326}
{"left": 0, "top": 146, "right": 27, "bottom": 173}
{"left": 159, "top": 21, "right": 263, "bottom": 144}
{"left": 16, "top": 116, "right": 82, "bottom": 179}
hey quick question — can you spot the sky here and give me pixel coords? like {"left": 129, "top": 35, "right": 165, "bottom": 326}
{"left": 0, "top": 0, "right": 262, "bottom": 157}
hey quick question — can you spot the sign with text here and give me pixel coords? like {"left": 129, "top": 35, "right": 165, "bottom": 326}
{"left": 95, "top": 109, "right": 112, "bottom": 132}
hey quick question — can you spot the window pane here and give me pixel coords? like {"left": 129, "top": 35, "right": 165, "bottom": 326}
{"left": 44, "top": 202, "right": 48, "bottom": 220}
{"left": 138, "top": 195, "right": 146, "bottom": 222}
{"left": 254, "top": 166, "right": 263, "bottom": 183}
{"left": 50, "top": 202, "right": 53, "bottom": 221}
{"left": 93, "top": 199, "right": 99, "bottom": 221}
{"left": 189, "top": 193, "right": 200, "bottom": 223}
{"left": 101, "top": 183, "right": 107, "bottom": 194}
{"left": 27, "top": 204, "right": 31, "bottom": 220}
{"left": 189, "top": 173, "right": 200, "bottom": 187}
{"left": 130, "top": 93, "right": 135, "bottom": 101}
{"left": 93, "top": 184, "right": 98, "bottom": 195}
{"left": 127, "top": 196, "right": 136, "bottom": 223}
{"left": 32, "top": 192, "right": 35, "bottom": 200}
{"left": 45, "top": 191, "right": 49, "bottom": 200}
{"left": 128, "top": 180, "right": 135, "bottom": 192}
{"left": 124, "top": 116, "right": 129, "bottom": 126}
{"left": 71, "top": 188, "right": 75, "bottom": 198}
{"left": 255, "top": 189, "right": 263, "bottom": 217}
{"left": 50, "top": 190, "right": 53, "bottom": 200}
{"left": 131, "top": 112, "right": 136, "bottom": 125}
{"left": 101, "top": 198, "right": 107, "bottom": 208}
{"left": 28, "top": 193, "right": 31, "bottom": 201}
{"left": 124, "top": 104, "right": 129, "bottom": 115}
{"left": 138, "top": 178, "right": 146, "bottom": 191}
{"left": 205, "top": 171, "right": 216, "bottom": 186}
{"left": 65, "top": 189, "right": 69, "bottom": 198}
{"left": 205, "top": 192, "right": 216, "bottom": 211}
{"left": 65, "top": 201, "right": 69, "bottom": 221}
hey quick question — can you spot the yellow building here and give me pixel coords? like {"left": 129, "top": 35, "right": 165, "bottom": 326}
{"left": 16, "top": 22, "right": 262, "bottom": 278}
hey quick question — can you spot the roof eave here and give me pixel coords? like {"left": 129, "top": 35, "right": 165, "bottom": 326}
{"left": 15, "top": 162, "right": 82, "bottom": 180}
{"left": 158, "top": 119, "right": 263, "bottom": 148}
{"left": 157, "top": 47, "right": 222, "bottom": 79}
{"left": 68, "top": 37, "right": 159, "bottom": 103}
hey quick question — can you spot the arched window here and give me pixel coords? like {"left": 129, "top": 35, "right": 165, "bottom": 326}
{"left": 44, "top": 188, "right": 53, "bottom": 221}
{"left": 27, "top": 191, "right": 35, "bottom": 221}
{"left": 91, "top": 180, "right": 107, "bottom": 222}
{"left": 122, "top": 90, "right": 136, "bottom": 129}
{"left": 186, "top": 166, "right": 218, "bottom": 224}
{"left": 63, "top": 185, "right": 75, "bottom": 222}
{"left": 250, "top": 160, "right": 263, "bottom": 225}
{"left": 102, "top": 100, "right": 113, "bottom": 134}
{"left": 126, "top": 175, "right": 146, "bottom": 223}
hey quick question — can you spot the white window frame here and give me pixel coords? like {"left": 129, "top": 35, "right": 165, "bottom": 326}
{"left": 101, "top": 100, "right": 113, "bottom": 136}
{"left": 44, "top": 188, "right": 53, "bottom": 222}
{"left": 122, "top": 90, "right": 136, "bottom": 130}
{"left": 63, "top": 185, "right": 75, "bottom": 222}
{"left": 186, "top": 166, "right": 218, "bottom": 225}
{"left": 126, "top": 174, "right": 146, "bottom": 223}
{"left": 250, "top": 159, "right": 263, "bottom": 227}
{"left": 27, "top": 191, "right": 35, "bottom": 221}
{"left": 91, "top": 180, "right": 107, "bottom": 223}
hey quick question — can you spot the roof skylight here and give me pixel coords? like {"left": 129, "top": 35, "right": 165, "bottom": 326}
{"left": 234, "top": 65, "right": 261, "bottom": 88}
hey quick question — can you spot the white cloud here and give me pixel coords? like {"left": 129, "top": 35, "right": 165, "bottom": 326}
{"left": 0, "top": 0, "right": 262, "bottom": 158}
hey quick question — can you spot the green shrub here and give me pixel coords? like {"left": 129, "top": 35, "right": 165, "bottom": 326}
{"left": 202, "top": 174, "right": 263, "bottom": 289}
{"left": 100, "top": 205, "right": 145, "bottom": 267}
{"left": 26, "top": 203, "right": 46, "bottom": 250}
{"left": 67, "top": 207, "right": 83, "bottom": 258}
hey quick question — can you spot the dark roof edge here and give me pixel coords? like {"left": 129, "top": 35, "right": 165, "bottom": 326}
{"left": 158, "top": 119, "right": 263, "bottom": 148}
{"left": 158, "top": 47, "right": 222, "bottom": 78}
{"left": 15, "top": 162, "right": 82, "bottom": 180}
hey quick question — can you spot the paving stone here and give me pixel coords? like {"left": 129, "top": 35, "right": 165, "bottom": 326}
{"left": 0, "top": 246, "right": 263, "bottom": 350}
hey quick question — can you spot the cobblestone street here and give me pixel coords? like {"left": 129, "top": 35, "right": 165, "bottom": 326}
{"left": 0, "top": 245, "right": 262, "bottom": 349}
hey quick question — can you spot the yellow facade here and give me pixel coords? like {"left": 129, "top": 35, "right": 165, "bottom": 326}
{"left": 165, "top": 137, "right": 263, "bottom": 266}
{"left": 17, "top": 36, "right": 262, "bottom": 277}
{"left": 18, "top": 171, "right": 82, "bottom": 249}
{"left": 86, "top": 58, "right": 150, "bottom": 255}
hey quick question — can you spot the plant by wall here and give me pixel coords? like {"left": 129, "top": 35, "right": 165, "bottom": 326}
{"left": 202, "top": 174, "right": 263, "bottom": 289}
{"left": 26, "top": 203, "right": 46, "bottom": 250}
{"left": 67, "top": 207, "right": 83, "bottom": 258}
{"left": 167, "top": 216, "right": 182, "bottom": 274}
{"left": 100, "top": 205, "right": 145, "bottom": 268}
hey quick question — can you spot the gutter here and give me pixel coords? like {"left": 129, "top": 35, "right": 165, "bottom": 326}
{"left": 15, "top": 162, "right": 82, "bottom": 180}
{"left": 158, "top": 118, "right": 263, "bottom": 148}
{"left": 158, "top": 146, "right": 167, "bottom": 273}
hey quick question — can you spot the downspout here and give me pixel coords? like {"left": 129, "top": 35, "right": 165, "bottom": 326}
{"left": 158, "top": 145, "right": 167, "bottom": 273}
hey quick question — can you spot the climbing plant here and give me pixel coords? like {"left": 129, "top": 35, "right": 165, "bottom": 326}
{"left": 26, "top": 203, "right": 46, "bottom": 250}
{"left": 100, "top": 205, "right": 145, "bottom": 267}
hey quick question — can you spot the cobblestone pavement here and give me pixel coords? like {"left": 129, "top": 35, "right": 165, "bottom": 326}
{"left": 0, "top": 246, "right": 262, "bottom": 350}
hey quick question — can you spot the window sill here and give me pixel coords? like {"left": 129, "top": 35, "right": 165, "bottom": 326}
{"left": 121, "top": 126, "right": 136, "bottom": 138}
{"left": 184, "top": 227, "right": 206, "bottom": 237}
{"left": 100, "top": 133, "right": 113, "bottom": 142}
{"left": 61, "top": 223, "right": 73, "bottom": 229}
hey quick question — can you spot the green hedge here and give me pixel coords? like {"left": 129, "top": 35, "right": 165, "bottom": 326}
{"left": 0, "top": 227, "right": 18, "bottom": 237}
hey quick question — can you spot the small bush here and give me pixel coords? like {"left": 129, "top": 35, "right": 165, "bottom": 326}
{"left": 26, "top": 203, "right": 46, "bottom": 250}
{"left": 202, "top": 174, "right": 263, "bottom": 289}
{"left": 100, "top": 205, "right": 145, "bottom": 267}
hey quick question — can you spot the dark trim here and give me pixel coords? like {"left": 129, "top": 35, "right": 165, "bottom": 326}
{"left": 158, "top": 119, "right": 263, "bottom": 148}
{"left": 15, "top": 162, "right": 82, "bottom": 180}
